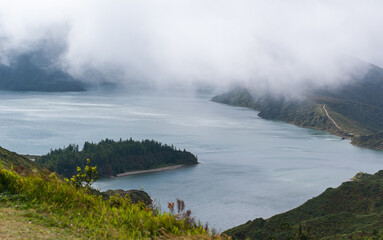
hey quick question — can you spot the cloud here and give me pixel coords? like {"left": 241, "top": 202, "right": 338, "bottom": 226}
{"left": 0, "top": 0, "right": 382, "bottom": 92}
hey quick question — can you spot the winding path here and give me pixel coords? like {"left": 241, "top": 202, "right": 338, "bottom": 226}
{"left": 323, "top": 104, "right": 342, "bottom": 131}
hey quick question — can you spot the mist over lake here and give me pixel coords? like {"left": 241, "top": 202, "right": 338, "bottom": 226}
{"left": 1, "top": 89, "right": 382, "bottom": 231}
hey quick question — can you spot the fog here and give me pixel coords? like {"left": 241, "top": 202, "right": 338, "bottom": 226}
{"left": 0, "top": 0, "right": 383, "bottom": 93}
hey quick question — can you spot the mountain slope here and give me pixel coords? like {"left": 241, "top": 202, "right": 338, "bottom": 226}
{"left": 224, "top": 171, "right": 383, "bottom": 239}
{"left": 212, "top": 88, "right": 343, "bottom": 135}
{"left": 212, "top": 63, "right": 383, "bottom": 150}
{"left": 0, "top": 51, "right": 85, "bottom": 92}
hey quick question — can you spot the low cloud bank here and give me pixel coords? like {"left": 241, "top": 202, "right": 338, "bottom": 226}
{"left": 0, "top": 1, "right": 382, "bottom": 94}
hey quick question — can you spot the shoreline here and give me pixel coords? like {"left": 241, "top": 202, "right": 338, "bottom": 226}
{"left": 211, "top": 99, "right": 365, "bottom": 149}
{"left": 116, "top": 164, "right": 186, "bottom": 177}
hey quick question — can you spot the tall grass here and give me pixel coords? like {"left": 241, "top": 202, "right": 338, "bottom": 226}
{"left": 0, "top": 167, "right": 225, "bottom": 239}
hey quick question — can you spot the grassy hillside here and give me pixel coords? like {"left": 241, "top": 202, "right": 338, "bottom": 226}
{"left": 0, "top": 146, "right": 39, "bottom": 173}
{"left": 212, "top": 64, "right": 383, "bottom": 150}
{"left": 36, "top": 138, "right": 199, "bottom": 178}
{"left": 352, "top": 133, "right": 383, "bottom": 150}
{"left": 224, "top": 170, "right": 383, "bottom": 240}
{"left": 0, "top": 146, "right": 221, "bottom": 239}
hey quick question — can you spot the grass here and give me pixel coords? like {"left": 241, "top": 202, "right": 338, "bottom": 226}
{"left": 0, "top": 206, "right": 76, "bottom": 239}
{"left": 0, "top": 146, "right": 39, "bottom": 172}
{"left": 0, "top": 143, "right": 225, "bottom": 239}
{"left": 0, "top": 160, "right": 226, "bottom": 239}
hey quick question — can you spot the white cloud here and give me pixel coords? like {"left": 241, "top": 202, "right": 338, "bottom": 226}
{"left": 0, "top": 0, "right": 382, "bottom": 92}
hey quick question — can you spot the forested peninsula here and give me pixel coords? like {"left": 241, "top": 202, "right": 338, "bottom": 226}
{"left": 36, "top": 138, "right": 198, "bottom": 178}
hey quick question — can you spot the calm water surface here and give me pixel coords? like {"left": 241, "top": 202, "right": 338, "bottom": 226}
{"left": 0, "top": 89, "right": 382, "bottom": 231}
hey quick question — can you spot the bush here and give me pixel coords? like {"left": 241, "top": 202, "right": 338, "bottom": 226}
{"left": 66, "top": 158, "right": 98, "bottom": 189}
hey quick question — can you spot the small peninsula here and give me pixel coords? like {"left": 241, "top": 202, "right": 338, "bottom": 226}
{"left": 36, "top": 138, "right": 198, "bottom": 178}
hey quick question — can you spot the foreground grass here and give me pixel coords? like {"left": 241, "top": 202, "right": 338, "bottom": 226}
{"left": 0, "top": 166, "right": 223, "bottom": 239}
{"left": 0, "top": 205, "right": 76, "bottom": 239}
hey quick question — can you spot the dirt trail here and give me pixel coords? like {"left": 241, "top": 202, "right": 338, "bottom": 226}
{"left": 323, "top": 104, "right": 342, "bottom": 131}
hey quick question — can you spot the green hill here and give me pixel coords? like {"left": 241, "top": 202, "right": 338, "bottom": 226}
{"left": 36, "top": 138, "right": 199, "bottom": 178}
{"left": 212, "top": 63, "right": 383, "bottom": 150}
{"left": 224, "top": 170, "right": 383, "bottom": 240}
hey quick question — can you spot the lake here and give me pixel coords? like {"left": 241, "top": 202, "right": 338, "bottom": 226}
{"left": 0, "top": 88, "right": 382, "bottom": 231}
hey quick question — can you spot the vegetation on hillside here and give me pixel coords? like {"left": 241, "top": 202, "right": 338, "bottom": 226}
{"left": 0, "top": 147, "right": 222, "bottom": 239}
{"left": 36, "top": 138, "right": 198, "bottom": 179}
{"left": 212, "top": 63, "right": 383, "bottom": 150}
{"left": 0, "top": 146, "right": 40, "bottom": 173}
{"left": 351, "top": 132, "right": 383, "bottom": 150}
{"left": 224, "top": 170, "right": 383, "bottom": 240}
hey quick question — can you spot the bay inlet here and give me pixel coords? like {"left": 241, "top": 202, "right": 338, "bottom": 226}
{"left": 0, "top": 89, "right": 382, "bottom": 231}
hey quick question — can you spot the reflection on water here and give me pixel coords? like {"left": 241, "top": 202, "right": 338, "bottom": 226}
{"left": 0, "top": 89, "right": 382, "bottom": 231}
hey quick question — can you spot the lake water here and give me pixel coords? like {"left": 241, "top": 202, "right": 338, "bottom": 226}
{"left": 0, "top": 89, "right": 382, "bottom": 231}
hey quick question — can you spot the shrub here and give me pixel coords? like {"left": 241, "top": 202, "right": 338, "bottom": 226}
{"left": 66, "top": 158, "right": 98, "bottom": 189}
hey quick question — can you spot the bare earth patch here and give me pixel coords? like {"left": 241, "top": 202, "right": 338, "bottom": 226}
{"left": 0, "top": 206, "right": 75, "bottom": 240}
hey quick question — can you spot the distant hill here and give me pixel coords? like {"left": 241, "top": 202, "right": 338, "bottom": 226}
{"left": 224, "top": 170, "right": 383, "bottom": 239}
{"left": 212, "top": 63, "right": 383, "bottom": 150}
{"left": 0, "top": 51, "right": 86, "bottom": 92}
{"left": 36, "top": 138, "right": 199, "bottom": 178}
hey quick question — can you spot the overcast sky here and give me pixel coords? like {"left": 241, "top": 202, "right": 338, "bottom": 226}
{"left": 0, "top": 0, "right": 382, "bottom": 92}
